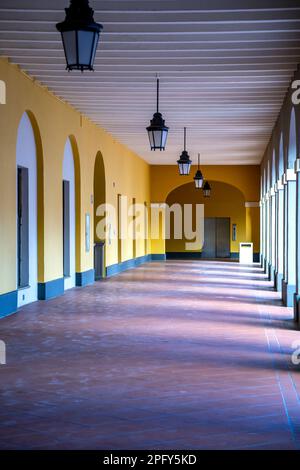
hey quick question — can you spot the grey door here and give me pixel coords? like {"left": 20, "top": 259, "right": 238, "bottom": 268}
{"left": 94, "top": 242, "right": 105, "bottom": 280}
{"left": 17, "top": 166, "right": 29, "bottom": 288}
{"left": 202, "top": 218, "right": 216, "bottom": 258}
{"left": 202, "top": 217, "right": 230, "bottom": 259}
{"left": 216, "top": 218, "right": 230, "bottom": 257}
{"left": 63, "top": 180, "right": 70, "bottom": 278}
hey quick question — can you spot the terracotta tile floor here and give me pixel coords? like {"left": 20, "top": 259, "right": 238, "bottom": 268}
{"left": 1, "top": 260, "right": 300, "bottom": 450}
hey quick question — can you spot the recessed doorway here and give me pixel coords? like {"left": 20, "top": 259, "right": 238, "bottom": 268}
{"left": 202, "top": 217, "right": 230, "bottom": 259}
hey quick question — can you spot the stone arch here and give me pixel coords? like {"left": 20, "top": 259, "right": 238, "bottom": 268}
{"left": 93, "top": 151, "right": 106, "bottom": 278}
{"left": 16, "top": 110, "right": 44, "bottom": 306}
{"left": 165, "top": 180, "right": 246, "bottom": 257}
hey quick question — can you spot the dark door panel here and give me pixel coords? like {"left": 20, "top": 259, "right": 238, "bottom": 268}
{"left": 202, "top": 217, "right": 230, "bottom": 259}
{"left": 216, "top": 218, "right": 230, "bottom": 258}
{"left": 63, "top": 180, "right": 70, "bottom": 278}
{"left": 17, "top": 166, "right": 29, "bottom": 288}
{"left": 202, "top": 218, "right": 216, "bottom": 258}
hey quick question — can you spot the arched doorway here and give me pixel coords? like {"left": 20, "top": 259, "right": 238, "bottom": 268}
{"left": 165, "top": 181, "right": 246, "bottom": 259}
{"left": 93, "top": 151, "right": 106, "bottom": 279}
{"left": 16, "top": 112, "right": 40, "bottom": 307}
{"left": 62, "top": 138, "right": 76, "bottom": 290}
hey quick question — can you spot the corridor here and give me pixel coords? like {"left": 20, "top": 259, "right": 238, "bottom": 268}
{"left": 0, "top": 260, "right": 299, "bottom": 450}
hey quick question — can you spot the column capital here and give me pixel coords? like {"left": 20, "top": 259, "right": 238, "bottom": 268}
{"left": 245, "top": 202, "right": 260, "bottom": 208}
{"left": 295, "top": 158, "right": 300, "bottom": 173}
{"left": 283, "top": 168, "right": 296, "bottom": 183}
{"left": 276, "top": 179, "right": 284, "bottom": 191}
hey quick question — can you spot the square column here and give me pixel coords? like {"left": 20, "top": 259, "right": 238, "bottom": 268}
{"left": 294, "top": 159, "right": 300, "bottom": 322}
{"left": 268, "top": 187, "right": 276, "bottom": 283}
{"left": 275, "top": 179, "right": 284, "bottom": 293}
{"left": 259, "top": 200, "right": 264, "bottom": 267}
{"left": 264, "top": 194, "right": 270, "bottom": 274}
{"left": 282, "top": 170, "right": 296, "bottom": 307}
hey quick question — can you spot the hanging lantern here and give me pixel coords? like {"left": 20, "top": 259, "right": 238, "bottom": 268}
{"left": 203, "top": 181, "right": 211, "bottom": 198}
{"left": 194, "top": 153, "right": 204, "bottom": 189}
{"left": 177, "top": 127, "right": 192, "bottom": 175}
{"left": 56, "top": 0, "right": 103, "bottom": 72}
{"left": 146, "top": 77, "right": 169, "bottom": 151}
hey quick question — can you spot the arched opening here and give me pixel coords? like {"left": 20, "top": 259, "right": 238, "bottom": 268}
{"left": 93, "top": 151, "right": 106, "bottom": 279}
{"left": 16, "top": 111, "right": 43, "bottom": 307}
{"left": 283, "top": 108, "right": 297, "bottom": 306}
{"left": 165, "top": 181, "right": 246, "bottom": 259}
{"left": 62, "top": 137, "right": 77, "bottom": 290}
{"left": 276, "top": 134, "right": 284, "bottom": 292}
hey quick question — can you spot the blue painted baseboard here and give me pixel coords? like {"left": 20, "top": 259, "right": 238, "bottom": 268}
{"left": 106, "top": 254, "right": 166, "bottom": 277}
{"left": 0, "top": 291, "right": 18, "bottom": 318}
{"left": 38, "top": 278, "right": 64, "bottom": 301}
{"left": 166, "top": 252, "right": 260, "bottom": 262}
{"left": 76, "top": 269, "right": 95, "bottom": 287}
{"left": 166, "top": 252, "right": 202, "bottom": 260}
{"left": 106, "top": 255, "right": 150, "bottom": 277}
{"left": 151, "top": 254, "right": 166, "bottom": 261}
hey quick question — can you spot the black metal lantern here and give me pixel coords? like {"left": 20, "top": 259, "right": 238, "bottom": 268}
{"left": 203, "top": 181, "right": 211, "bottom": 198}
{"left": 56, "top": 0, "right": 103, "bottom": 72}
{"left": 194, "top": 153, "right": 204, "bottom": 189}
{"left": 146, "top": 78, "right": 169, "bottom": 151}
{"left": 177, "top": 127, "right": 192, "bottom": 175}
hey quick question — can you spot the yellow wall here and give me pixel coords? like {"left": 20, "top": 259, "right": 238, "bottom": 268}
{"left": 0, "top": 58, "right": 150, "bottom": 295}
{"left": 150, "top": 165, "right": 261, "bottom": 202}
{"left": 0, "top": 57, "right": 261, "bottom": 299}
{"left": 166, "top": 181, "right": 246, "bottom": 254}
{"left": 150, "top": 165, "right": 260, "bottom": 255}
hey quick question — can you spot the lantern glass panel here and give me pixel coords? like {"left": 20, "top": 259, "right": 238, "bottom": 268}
{"left": 91, "top": 32, "right": 99, "bottom": 64}
{"left": 178, "top": 162, "right": 191, "bottom": 175}
{"left": 153, "top": 129, "right": 163, "bottom": 148}
{"left": 78, "top": 30, "right": 97, "bottom": 66}
{"left": 62, "top": 30, "right": 77, "bottom": 66}
{"left": 161, "top": 129, "right": 168, "bottom": 148}
{"left": 148, "top": 130, "right": 155, "bottom": 149}
{"left": 195, "top": 178, "right": 204, "bottom": 189}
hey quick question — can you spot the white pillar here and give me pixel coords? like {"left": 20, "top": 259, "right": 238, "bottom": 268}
{"left": 282, "top": 169, "right": 297, "bottom": 307}
{"left": 260, "top": 200, "right": 264, "bottom": 266}
{"left": 275, "top": 179, "right": 284, "bottom": 293}
{"left": 294, "top": 159, "right": 300, "bottom": 321}
{"left": 269, "top": 188, "right": 276, "bottom": 282}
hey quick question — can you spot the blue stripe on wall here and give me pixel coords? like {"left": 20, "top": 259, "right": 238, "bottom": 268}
{"left": 151, "top": 254, "right": 167, "bottom": 261}
{"left": 166, "top": 252, "right": 260, "bottom": 262}
{"left": 106, "top": 254, "right": 166, "bottom": 277}
{"left": 76, "top": 269, "right": 95, "bottom": 287}
{"left": 38, "top": 278, "right": 64, "bottom": 301}
{"left": 166, "top": 252, "right": 202, "bottom": 260}
{"left": 0, "top": 291, "right": 18, "bottom": 318}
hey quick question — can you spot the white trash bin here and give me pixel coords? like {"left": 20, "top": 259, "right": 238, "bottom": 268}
{"left": 239, "top": 242, "right": 253, "bottom": 264}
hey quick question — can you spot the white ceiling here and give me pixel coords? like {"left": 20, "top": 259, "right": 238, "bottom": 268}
{"left": 1, "top": 0, "right": 300, "bottom": 165}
